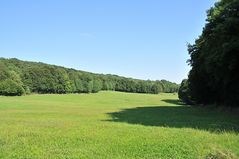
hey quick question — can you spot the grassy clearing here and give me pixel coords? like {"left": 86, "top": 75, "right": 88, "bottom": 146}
{"left": 0, "top": 91, "right": 238, "bottom": 159}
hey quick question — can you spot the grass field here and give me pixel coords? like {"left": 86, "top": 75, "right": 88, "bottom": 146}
{"left": 0, "top": 91, "right": 238, "bottom": 159}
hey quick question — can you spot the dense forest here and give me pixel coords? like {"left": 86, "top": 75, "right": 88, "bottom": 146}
{"left": 0, "top": 58, "right": 179, "bottom": 96}
{"left": 179, "top": 0, "right": 239, "bottom": 107}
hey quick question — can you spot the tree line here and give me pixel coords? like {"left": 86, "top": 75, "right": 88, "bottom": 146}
{"left": 0, "top": 58, "right": 179, "bottom": 96}
{"left": 179, "top": 0, "right": 239, "bottom": 107}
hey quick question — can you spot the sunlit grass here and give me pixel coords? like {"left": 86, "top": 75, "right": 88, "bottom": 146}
{"left": 0, "top": 91, "right": 238, "bottom": 158}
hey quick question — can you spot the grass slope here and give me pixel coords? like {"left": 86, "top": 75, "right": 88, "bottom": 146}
{"left": 0, "top": 91, "right": 238, "bottom": 159}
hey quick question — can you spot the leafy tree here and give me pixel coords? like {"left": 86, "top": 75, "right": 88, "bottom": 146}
{"left": 92, "top": 80, "right": 103, "bottom": 93}
{"left": 186, "top": 0, "right": 239, "bottom": 106}
{"left": 0, "top": 58, "right": 179, "bottom": 96}
{"left": 87, "top": 81, "right": 94, "bottom": 93}
{"left": 151, "top": 84, "right": 160, "bottom": 94}
{"left": 0, "top": 79, "right": 25, "bottom": 96}
{"left": 178, "top": 79, "right": 192, "bottom": 104}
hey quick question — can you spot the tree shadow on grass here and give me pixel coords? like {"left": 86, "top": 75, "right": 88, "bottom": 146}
{"left": 106, "top": 100, "right": 239, "bottom": 133}
{"left": 161, "top": 99, "right": 186, "bottom": 105}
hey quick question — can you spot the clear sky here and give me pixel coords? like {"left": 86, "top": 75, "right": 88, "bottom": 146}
{"left": 0, "top": 0, "right": 216, "bottom": 83}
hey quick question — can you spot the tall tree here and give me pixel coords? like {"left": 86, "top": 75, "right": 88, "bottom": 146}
{"left": 183, "top": 0, "right": 239, "bottom": 106}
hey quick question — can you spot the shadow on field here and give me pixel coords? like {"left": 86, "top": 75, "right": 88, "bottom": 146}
{"left": 161, "top": 99, "right": 186, "bottom": 105}
{"left": 106, "top": 99, "right": 239, "bottom": 133}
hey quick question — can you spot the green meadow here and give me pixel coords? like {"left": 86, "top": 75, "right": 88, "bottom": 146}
{"left": 0, "top": 91, "right": 238, "bottom": 159}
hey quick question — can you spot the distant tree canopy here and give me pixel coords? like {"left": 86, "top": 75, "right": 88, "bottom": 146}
{"left": 179, "top": 0, "right": 239, "bottom": 107}
{"left": 0, "top": 58, "right": 179, "bottom": 96}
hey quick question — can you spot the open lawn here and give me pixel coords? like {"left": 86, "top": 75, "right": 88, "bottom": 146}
{"left": 0, "top": 91, "right": 238, "bottom": 159}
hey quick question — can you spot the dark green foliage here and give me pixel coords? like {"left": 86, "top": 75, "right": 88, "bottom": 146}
{"left": 151, "top": 83, "right": 163, "bottom": 94}
{"left": 186, "top": 0, "right": 239, "bottom": 106}
{"left": 178, "top": 79, "right": 192, "bottom": 104}
{"left": 0, "top": 58, "right": 179, "bottom": 96}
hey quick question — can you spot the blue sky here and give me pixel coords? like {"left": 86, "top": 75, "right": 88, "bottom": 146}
{"left": 0, "top": 0, "right": 216, "bottom": 83}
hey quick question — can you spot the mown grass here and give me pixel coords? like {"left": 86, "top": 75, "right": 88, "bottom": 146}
{"left": 0, "top": 91, "right": 238, "bottom": 159}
